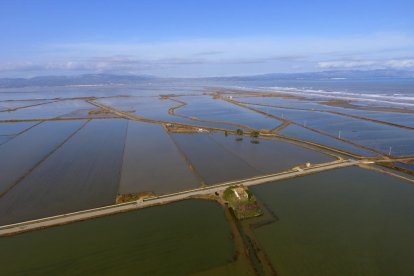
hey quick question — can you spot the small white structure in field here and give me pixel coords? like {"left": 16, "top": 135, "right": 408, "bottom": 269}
{"left": 294, "top": 166, "right": 303, "bottom": 172}
{"left": 305, "top": 162, "right": 311, "bottom": 168}
{"left": 233, "top": 187, "right": 248, "bottom": 200}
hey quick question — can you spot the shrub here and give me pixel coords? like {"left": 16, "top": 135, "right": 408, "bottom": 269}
{"left": 250, "top": 131, "right": 260, "bottom": 138}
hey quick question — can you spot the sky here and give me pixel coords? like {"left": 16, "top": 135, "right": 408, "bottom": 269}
{"left": 0, "top": 0, "right": 414, "bottom": 77}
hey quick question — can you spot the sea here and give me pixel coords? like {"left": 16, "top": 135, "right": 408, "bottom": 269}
{"left": 216, "top": 78, "right": 414, "bottom": 109}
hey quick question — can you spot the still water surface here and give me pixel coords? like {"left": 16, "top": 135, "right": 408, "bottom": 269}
{"left": 0, "top": 119, "right": 127, "bottom": 225}
{"left": 251, "top": 167, "right": 414, "bottom": 275}
{"left": 0, "top": 200, "right": 235, "bottom": 275}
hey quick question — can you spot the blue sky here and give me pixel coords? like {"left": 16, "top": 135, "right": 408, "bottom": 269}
{"left": 1, "top": 0, "right": 413, "bottom": 77}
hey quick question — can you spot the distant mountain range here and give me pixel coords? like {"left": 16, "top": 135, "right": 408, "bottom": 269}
{"left": 0, "top": 70, "right": 413, "bottom": 88}
{"left": 203, "top": 69, "right": 414, "bottom": 81}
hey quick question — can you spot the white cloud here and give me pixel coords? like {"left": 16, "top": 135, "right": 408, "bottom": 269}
{"left": 47, "top": 33, "right": 414, "bottom": 60}
{"left": 1, "top": 32, "right": 414, "bottom": 76}
{"left": 318, "top": 58, "right": 414, "bottom": 70}
{"left": 318, "top": 60, "right": 378, "bottom": 69}
{"left": 385, "top": 59, "right": 414, "bottom": 68}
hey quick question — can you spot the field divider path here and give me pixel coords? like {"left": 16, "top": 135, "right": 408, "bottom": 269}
{"left": 0, "top": 159, "right": 366, "bottom": 236}
{"left": 89, "top": 100, "right": 376, "bottom": 160}
{"left": 87, "top": 100, "right": 240, "bottom": 133}
{"left": 238, "top": 101, "right": 414, "bottom": 131}
{"left": 164, "top": 127, "right": 207, "bottom": 186}
{"left": 167, "top": 97, "right": 256, "bottom": 131}
{"left": 219, "top": 96, "right": 386, "bottom": 157}
{"left": 0, "top": 100, "right": 60, "bottom": 113}
{"left": 0, "top": 116, "right": 119, "bottom": 123}
{"left": 0, "top": 120, "right": 91, "bottom": 198}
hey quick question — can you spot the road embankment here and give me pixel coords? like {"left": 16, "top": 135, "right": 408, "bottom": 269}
{"left": 0, "top": 159, "right": 358, "bottom": 236}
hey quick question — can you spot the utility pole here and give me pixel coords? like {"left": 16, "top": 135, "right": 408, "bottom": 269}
{"left": 388, "top": 146, "right": 392, "bottom": 156}
{"left": 338, "top": 130, "right": 341, "bottom": 139}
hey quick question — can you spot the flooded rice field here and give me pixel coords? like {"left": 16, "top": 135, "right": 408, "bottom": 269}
{"left": 0, "top": 121, "right": 37, "bottom": 136}
{"left": 280, "top": 125, "right": 378, "bottom": 157}
{"left": 1, "top": 83, "right": 414, "bottom": 274}
{"left": 234, "top": 95, "right": 340, "bottom": 111}
{"left": 248, "top": 103, "right": 414, "bottom": 156}
{"left": 0, "top": 99, "right": 56, "bottom": 112}
{"left": 175, "top": 95, "right": 283, "bottom": 130}
{"left": 170, "top": 132, "right": 334, "bottom": 184}
{"left": 250, "top": 167, "right": 414, "bottom": 275}
{"left": 235, "top": 95, "right": 414, "bottom": 128}
{"left": 97, "top": 96, "right": 240, "bottom": 129}
{"left": 0, "top": 100, "right": 99, "bottom": 120}
{"left": 209, "top": 133, "right": 334, "bottom": 173}
{"left": 0, "top": 120, "right": 87, "bottom": 196}
{"left": 0, "top": 119, "right": 127, "bottom": 225}
{"left": 1, "top": 85, "right": 413, "bottom": 231}
{"left": 0, "top": 200, "right": 236, "bottom": 275}
{"left": 0, "top": 136, "right": 11, "bottom": 145}
{"left": 119, "top": 121, "right": 201, "bottom": 195}
{"left": 171, "top": 133, "right": 262, "bottom": 184}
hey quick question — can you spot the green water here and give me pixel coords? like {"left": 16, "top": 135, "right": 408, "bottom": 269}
{"left": 251, "top": 167, "right": 414, "bottom": 276}
{"left": 0, "top": 200, "right": 235, "bottom": 275}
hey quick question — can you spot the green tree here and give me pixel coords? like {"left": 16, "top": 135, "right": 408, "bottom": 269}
{"left": 250, "top": 131, "right": 259, "bottom": 138}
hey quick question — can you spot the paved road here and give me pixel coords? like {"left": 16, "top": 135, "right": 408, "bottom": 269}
{"left": 0, "top": 159, "right": 360, "bottom": 236}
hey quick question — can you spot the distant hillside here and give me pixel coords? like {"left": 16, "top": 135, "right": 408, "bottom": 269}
{"left": 204, "top": 69, "right": 414, "bottom": 81}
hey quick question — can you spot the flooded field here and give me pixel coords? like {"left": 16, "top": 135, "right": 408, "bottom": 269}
{"left": 248, "top": 103, "right": 414, "bottom": 155}
{"left": 0, "top": 100, "right": 98, "bottom": 120}
{"left": 175, "top": 95, "right": 282, "bottom": 130}
{"left": 209, "top": 133, "right": 334, "bottom": 172}
{"left": 0, "top": 121, "right": 38, "bottom": 145}
{"left": 171, "top": 133, "right": 260, "bottom": 184}
{"left": 396, "top": 161, "right": 414, "bottom": 171}
{"left": 171, "top": 132, "right": 334, "bottom": 184}
{"left": 280, "top": 125, "right": 378, "bottom": 157}
{"left": 250, "top": 167, "right": 414, "bottom": 275}
{"left": 0, "top": 99, "right": 56, "bottom": 111}
{"left": 234, "top": 96, "right": 342, "bottom": 111}
{"left": 0, "top": 119, "right": 127, "bottom": 225}
{"left": 119, "top": 121, "right": 201, "bottom": 195}
{"left": 0, "top": 200, "right": 236, "bottom": 275}
{"left": 0, "top": 120, "right": 87, "bottom": 196}
{"left": 97, "top": 96, "right": 238, "bottom": 129}
{"left": 1, "top": 84, "right": 413, "bottom": 238}
{"left": 0, "top": 121, "right": 37, "bottom": 135}
{"left": 235, "top": 95, "right": 414, "bottom": 128}
{"left": 0, "top": 136, "right": 11, "bottom": 145}
{"left": 0, "top": 81, "right": 414, "bottom": 275}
